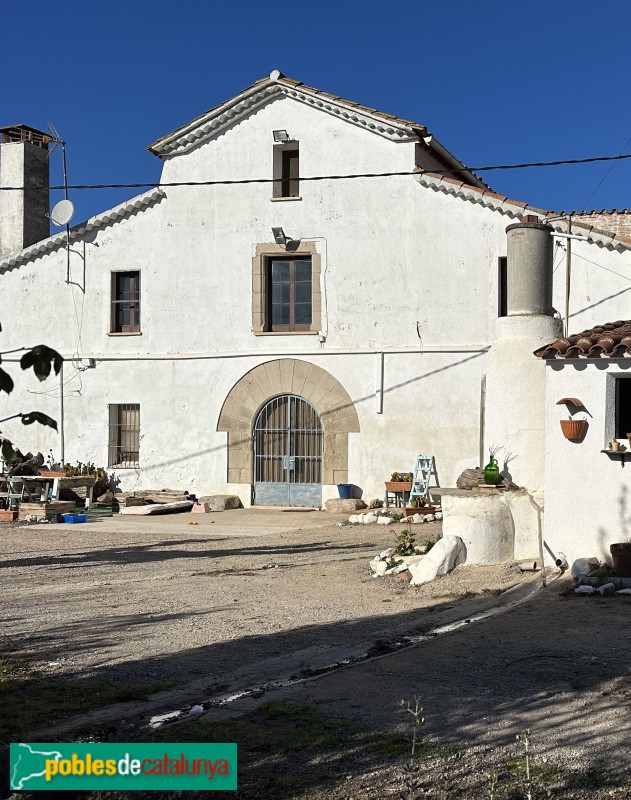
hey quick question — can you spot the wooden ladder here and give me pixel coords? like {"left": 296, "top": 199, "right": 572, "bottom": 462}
{"left": 409, "top": 456, "right": 437, "bottom": 505}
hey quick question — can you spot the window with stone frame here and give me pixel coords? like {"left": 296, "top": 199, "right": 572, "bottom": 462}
{"left": 251, "top": 243, "right": 320, "bottom": 335}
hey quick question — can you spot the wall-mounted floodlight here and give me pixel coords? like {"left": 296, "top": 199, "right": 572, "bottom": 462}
{"left": 273, "top": 129, "right": 290, "bottom": 143}
{"left": 272, "top": 227, "right": 288, "bottom": 245}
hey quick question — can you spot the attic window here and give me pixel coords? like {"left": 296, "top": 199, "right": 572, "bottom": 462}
{"left": 273, "top": 141, "right": 299, "bottom": 199}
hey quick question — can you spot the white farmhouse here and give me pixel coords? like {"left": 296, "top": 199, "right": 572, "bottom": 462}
{"left": 1, "top": 71, "right": 630, "bottom": 537}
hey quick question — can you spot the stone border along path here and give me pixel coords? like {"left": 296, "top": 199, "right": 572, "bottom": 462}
{"left": 32, "top": 571, "right": 545, "bottom": 739}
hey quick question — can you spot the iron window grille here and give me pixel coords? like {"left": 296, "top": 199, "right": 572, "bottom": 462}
{"left": 111, "top": 271, "right": 141, "bottom": 333}
{"left": 266, "top": 257, "right": 312, "bottom": 331}
{"left": 108, "top": 404, "right": 140, "bottom": 468}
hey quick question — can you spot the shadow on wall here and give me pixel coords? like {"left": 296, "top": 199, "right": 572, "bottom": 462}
{"left": 114, "top": 351, "right": 487, "bottom": 475}
{"left": 595, "top": 484, "right": 631, "bottom": 561}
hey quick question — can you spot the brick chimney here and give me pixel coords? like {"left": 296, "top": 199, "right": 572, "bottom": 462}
{"left": 0, "top": 125, "right": 51, "bottom": 259}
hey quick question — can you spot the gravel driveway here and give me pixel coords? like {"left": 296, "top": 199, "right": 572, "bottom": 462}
{"left": 4, "top": 509, "right": 630, "bottom": 799}
{"left": 3, "top": 509, "right": 523, "bottom": 693}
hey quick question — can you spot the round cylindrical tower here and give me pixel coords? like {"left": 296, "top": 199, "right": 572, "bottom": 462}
{"left": 505, "top": 218, "right": 554, "bottom": 316}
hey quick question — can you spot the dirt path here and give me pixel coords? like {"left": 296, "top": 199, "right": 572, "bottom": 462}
{"left": 1, "top": 510, "right": 523, "bottom": 690}
{"left": 4, "top": 510, "right": 631, "bottom": 798}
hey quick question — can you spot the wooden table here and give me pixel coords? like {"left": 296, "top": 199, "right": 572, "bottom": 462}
{"left": 22, "top": 475, "right": 96, "bottom": 509}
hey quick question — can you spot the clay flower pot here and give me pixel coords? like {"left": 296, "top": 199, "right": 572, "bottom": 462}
{"left": 560, "top": 419, "right": 587, "bottom": 440}
{"left": 610, "top": 543, "right": 631, "bottom": 577}
{"left": 385, "top": 482, "right": 412, "bottom": 492}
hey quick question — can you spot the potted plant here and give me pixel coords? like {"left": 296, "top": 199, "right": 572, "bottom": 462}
{"left": 610, "top": 541, "right": 631, "bottom": 577}
{"left": 400, "top": 494, "right": 437, "bottom": 518}
{"left": 385, "top": 472, "right": 413, "bottom": 492}
{"left": 609, "top": 491, "right": 631, "bottom": 577}
{"left": 39, "top": 450, "right": 67, "bottom": 478}
{"left": 560, "top": 416, "right": 587, "bottom": 440}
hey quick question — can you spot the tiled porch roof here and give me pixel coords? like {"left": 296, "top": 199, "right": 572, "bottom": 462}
{"left": 534, "top": 320, "right": 631, "bottom": 358}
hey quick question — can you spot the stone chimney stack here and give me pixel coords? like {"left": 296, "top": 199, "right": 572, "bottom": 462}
{"left": 505, "top": 216, "right": 554, "bottom": 316}
{"left": 482, "top": 216, "right": 562, "bottom": 494}
{"left": 0, "top": 125, "right": 51, "bottom": 259}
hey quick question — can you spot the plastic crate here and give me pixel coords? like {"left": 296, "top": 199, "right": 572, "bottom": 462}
{"left": 63, "top": 513, "right": 87, "bottom": 524}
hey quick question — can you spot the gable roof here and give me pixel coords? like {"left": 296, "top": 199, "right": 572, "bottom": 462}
{"left": 147, "top": 70, "right": 488, "bottom": 189}
{"left": 417, "top": 171, "right": 631, "bottom": 252}
{"left": 0, "top": 188, "right": 165, "bottom": 274}
{"left": 534, "top": 320, "right": 631, "bottom": 359}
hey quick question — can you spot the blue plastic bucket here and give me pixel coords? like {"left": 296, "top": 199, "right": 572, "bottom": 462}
{"left": 337, "top": 484, "right": 351, "bottom": 499}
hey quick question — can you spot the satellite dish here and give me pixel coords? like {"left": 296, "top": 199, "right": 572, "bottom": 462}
{"left": 50, "top": 199, "right": 74, "bottom": 226}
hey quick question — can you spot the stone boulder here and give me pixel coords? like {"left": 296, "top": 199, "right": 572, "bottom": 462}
{"left": 456, "top": 467, "right": 484, "bottom": 490}
{"left": 199, "top": 495, "right": 243, "bottom": 511}
{"left": 325, "top": 499, "right": 367, "bottom": 513}
{"left": 408, "top": 535, "right": 466, "bottom": 585}
{"left": 97, "top": 491, "right": 115, "bottom": 504}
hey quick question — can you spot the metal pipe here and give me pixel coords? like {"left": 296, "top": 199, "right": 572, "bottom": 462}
{"left": 565, "top": 215, "right": 572, "bottom": 337}
{"left": 62, "top": 141, "right": 71, "bottom": 284}
{"left": 479, "top": 374, "right": 486, "bottom": 466}
{"left": 59, "top": 361, "right": 65, "bottom": 464}
{"left": 375, "top": 351, "right": 384, "bottom": 414}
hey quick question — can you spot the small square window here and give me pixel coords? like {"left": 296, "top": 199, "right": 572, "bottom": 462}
{"left": 111, "top": 271, "right": 141, "bottom": 333}
{"left": 108, "top": 404, "right": 140, "bottom": 468}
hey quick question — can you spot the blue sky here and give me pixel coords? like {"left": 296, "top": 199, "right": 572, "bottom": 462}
{"left": 4, "top": 0, "right": 631, "bottom": 224}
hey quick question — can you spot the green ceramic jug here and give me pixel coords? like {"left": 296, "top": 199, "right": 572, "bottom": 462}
{"left": 483, "top": 455, "right": 500, "bottom": 485}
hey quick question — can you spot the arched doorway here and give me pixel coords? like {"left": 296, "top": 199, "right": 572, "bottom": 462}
{"left": 217, "top": 359, "right": 360, "bottom": 502}
{"left": 254, "top": 395, "right": 323, "bottom": 506}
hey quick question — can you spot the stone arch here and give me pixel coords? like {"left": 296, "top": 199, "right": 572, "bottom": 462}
{"left": 217, "top": 359, "right": 360, "bottom": 486}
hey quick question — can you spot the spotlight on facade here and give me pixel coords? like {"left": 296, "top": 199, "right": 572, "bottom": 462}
{"left": 273, "top": 129, "right": 290, "bottom": 143}
{"left": 272, "top": 227, "right": 288, "bottom": 245}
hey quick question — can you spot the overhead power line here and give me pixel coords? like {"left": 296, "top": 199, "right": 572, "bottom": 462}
{"left": 1, "top": 151, "right": 631, "bottom": 191}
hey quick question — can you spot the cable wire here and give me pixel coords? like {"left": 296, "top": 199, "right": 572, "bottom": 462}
{"left": 581, "top": 134, "right": 631, "bottom": 212}
{"left": 1, "top": 152, "right": 631, "bottom": 191}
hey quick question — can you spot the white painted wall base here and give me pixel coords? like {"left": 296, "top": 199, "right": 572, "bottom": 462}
{"left": 440, "top": 489, "right": 541, "bottom": 564}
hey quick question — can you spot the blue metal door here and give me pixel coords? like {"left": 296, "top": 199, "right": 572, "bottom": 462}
{"left": 254, "top": 395, "right": 323, "bottom": 506}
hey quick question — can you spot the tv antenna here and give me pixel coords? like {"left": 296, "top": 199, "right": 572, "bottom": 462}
{"left": 47, "top": 123, "right": 73, "bottom": 281}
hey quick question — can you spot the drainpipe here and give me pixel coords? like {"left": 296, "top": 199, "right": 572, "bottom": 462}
{"left": 59, "top": 362, "right": 65, "bottom": 464}
{"left": 479, "top": 375, "right": 486, "bottom": 467}
{"left": 375, "top": 352, "right": 384, "bottom": 414}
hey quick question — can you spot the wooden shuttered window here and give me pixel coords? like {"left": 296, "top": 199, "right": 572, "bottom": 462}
{"left": 111, "top": 271, "right": 141, "bottom": 333}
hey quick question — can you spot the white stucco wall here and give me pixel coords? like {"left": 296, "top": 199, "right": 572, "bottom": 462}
{"left": 544, "top": 358, "right": 631, "bottom": 564}
{"left": 484, "top": 315, "right": 563, "bottom": 492}
{"left": 2, "top": 89, "right": 631, "bottom": 506}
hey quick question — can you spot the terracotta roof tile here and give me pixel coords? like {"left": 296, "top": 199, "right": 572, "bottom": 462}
{"left": 534, "top": 321, "right": 631, "bottom": 358}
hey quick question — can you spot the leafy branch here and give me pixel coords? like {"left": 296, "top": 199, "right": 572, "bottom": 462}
{"left": 0, "top": 330, "right": 63, "bottom": 463}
